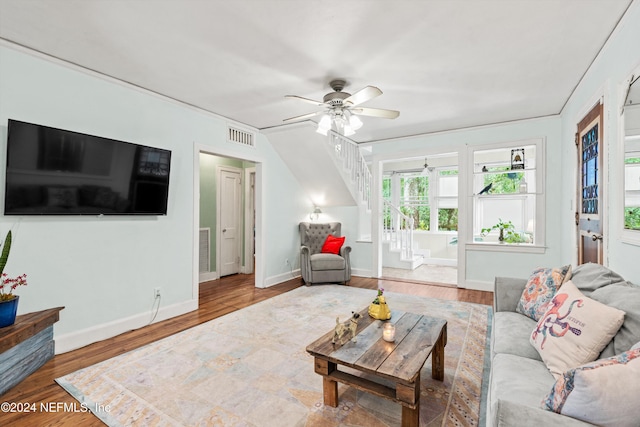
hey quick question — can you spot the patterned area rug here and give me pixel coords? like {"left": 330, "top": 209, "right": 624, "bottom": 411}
{"left": 57, "top": 285, "right": 492, "bottom": 426}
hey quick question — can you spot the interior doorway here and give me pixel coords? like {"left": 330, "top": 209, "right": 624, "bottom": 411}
{"left": 196, "top": 150, "right": 259, "bottom": 294}
{"left": 378, "top": 151, "right": 459, "bottom": 286}
{"left": 218, "top": 166, "right": 242, "bottom": 277}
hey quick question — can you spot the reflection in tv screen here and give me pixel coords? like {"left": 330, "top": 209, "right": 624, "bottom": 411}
{"left": 4, "top": 120, "right": 171, "bottom": 215}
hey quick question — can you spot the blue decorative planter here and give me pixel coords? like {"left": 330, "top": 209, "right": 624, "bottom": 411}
{"left": 0, "top": 295, "right": 19, "bottom": 328}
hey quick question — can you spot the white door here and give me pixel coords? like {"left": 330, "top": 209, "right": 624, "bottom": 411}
{"left": 219, "top": 168, "right": 242, "bottom": 277}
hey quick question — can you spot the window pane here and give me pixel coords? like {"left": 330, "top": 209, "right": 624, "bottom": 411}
{"left": 439, "top": 175, "right": 458, "bottom": 197}
{"left": 438, "top": 208, "right": 458, "bottom": 231}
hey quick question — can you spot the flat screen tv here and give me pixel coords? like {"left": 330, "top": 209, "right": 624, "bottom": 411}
{"left": 4, "top": 119, "right": 171, "bottom": 215}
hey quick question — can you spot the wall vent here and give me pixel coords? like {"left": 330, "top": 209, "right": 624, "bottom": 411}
{"left": 227, "top": 126, "right": 255, "bottom": 148}
{"left": 199, "top": 228, "right": 211, "bottom": 273}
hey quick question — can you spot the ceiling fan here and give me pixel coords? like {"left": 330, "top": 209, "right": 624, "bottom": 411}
{"left": 283, "top": 79, "right": 400, "bottom": 136}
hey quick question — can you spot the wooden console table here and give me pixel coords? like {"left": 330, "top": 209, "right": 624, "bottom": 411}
{"left": 0, "top": 307, "right": 64, "bottom": 395}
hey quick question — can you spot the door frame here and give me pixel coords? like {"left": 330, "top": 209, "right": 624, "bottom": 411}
{"left": 193, "top": 143, "right": 265, "bottom": 301}
{"left": 242, "top": 167, "right": 256, "bottom": 274}
{"left": 217, "top": 165, "right": 243, "bottom": 277}
{"left": 574, "top": 89, "right": 609, "bottom": 266}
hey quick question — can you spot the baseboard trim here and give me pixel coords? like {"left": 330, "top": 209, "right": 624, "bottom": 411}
{"left": 351, "top": 268, "right": 372, "bottom": 278}
{"left": 54, "top": 299, "right": 198, "bottom": 354}
{"left": 261, "top": 269, "right": 301, "bottom": 288}
{"left": 199, "top": 271, "right": 217, "bottom": 283}
{"left": 461, "top": 280, "right": 493, "bottom": 292}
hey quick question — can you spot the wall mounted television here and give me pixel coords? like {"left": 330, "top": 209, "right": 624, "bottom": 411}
{"left": 4, "top": 119, "right": 171, "bottom": 215}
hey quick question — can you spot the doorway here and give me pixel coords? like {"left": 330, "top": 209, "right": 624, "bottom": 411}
{"left": 576, "top": 101, "right": 604, "bottom": 265}
{"left": 218, "top": 166, "right": 242, "bottom": 277}
{"left": 196, "top": 150, "right": 259, "bottom": 294}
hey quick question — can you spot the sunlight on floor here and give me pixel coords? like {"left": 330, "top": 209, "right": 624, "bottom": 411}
{"left": 382, "top": 264, "right": 458, "bottom": 286}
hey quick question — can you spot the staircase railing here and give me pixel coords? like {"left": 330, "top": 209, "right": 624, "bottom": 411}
{"left": 328, "top": 134, "right": 371, "bottom": 210}
{"left": 383, "top": 199, "right": 415, "bottom": 260}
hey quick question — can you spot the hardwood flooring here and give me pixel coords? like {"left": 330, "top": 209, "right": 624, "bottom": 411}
{"left": 0, "top": 275, "right": 492, "bottom": 426}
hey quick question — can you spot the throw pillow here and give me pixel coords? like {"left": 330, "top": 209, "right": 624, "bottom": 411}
{"left": 321, "top": 235, "right": 345, "bottom": 255}
{"left": 542, "top": 347, "right": 640, "bottom": 427}
{"left": 590, "top": 282, "right": 640, "bottom": 355}
{"left": 516, "top": 265, "right": 572, "bottom": 321}
{"left": 569, "top": 263, "right": 626, "bottom": 296}
{"left": 530, "top": 280, "right": 625, "bottom": 378}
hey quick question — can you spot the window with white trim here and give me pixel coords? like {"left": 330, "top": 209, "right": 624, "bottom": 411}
{"left": 470, "top": 140, "right": 543, "bottom": 246}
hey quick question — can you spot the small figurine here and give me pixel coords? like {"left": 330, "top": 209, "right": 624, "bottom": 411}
{"left": 332, "top": 311, "right": 361, "bottom": 344}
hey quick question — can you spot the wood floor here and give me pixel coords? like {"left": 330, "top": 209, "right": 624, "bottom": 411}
{"left": 0, "top": 275, "right": 492, "bottom": 426}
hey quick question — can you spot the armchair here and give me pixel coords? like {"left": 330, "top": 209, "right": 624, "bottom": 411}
{"left": 299, "top": 222, "right": 351, "bottom": 285}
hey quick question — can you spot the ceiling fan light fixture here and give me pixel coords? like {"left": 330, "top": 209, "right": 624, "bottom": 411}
{"left": 349, "top": 114, "right": 363, "bottom": 131}
{"left": 316, "top": 114, "right": 331, "bottom": 135}
{"left": 343, "top": 124, "right": 355, "bottom": 136}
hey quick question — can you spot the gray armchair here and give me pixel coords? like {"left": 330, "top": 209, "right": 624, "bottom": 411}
{"left": 299, "top": 222, "right": 351, "bottom": 285}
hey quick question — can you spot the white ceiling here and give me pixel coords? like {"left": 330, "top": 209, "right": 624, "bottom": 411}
{"left": 0, "top": 0, "right": 634, "bottom": 144}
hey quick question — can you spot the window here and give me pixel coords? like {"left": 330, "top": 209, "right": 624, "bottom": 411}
{"left": 470, "top": 140, "right": 543, "bottom": 247}
{"left": 383, "top": 167, "right": 458, "bottom": 232}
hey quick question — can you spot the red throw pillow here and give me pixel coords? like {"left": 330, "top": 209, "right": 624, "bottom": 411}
{"left": 321, "top": 235, "right": 345, "bottom": 254}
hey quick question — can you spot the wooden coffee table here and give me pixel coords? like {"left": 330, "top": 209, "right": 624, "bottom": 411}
{"left": 306, "top": 307, "right": 447, "bottom": 427}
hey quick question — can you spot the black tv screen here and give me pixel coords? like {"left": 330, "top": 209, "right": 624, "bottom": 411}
{"left": 4, "top": 120, "right": 171, "bottom": 215}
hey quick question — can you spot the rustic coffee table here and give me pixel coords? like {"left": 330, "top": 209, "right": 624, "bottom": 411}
{"left": 306, "top": 308, "right": 447, "bottom": 427}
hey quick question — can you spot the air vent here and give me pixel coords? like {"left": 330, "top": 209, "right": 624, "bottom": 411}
{"left": 199, "top": 228, "right": 210, "bottom": 273}
{"left": 227, "top": 126, "right": 255, "bottom": 148}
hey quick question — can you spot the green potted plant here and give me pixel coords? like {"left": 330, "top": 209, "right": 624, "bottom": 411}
{"left": 481, "top": 218, "right": 528, "bottom": 243}
{"left": 0, "top": 230, "right": 28, "bottom": 328}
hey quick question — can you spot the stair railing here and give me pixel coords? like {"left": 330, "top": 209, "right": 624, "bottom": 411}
{"left": 383, "top": 199, "right": 415, "bottom": 260}
{"left": 328, "top": 134, "right": 372, "bottom": 210}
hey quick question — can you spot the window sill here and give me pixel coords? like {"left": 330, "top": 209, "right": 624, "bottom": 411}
{"left": 621, "top": 229, "right": 640, "bottom": 247}
{"left": 465, "top": 242, "right": 546, "bottom": 254}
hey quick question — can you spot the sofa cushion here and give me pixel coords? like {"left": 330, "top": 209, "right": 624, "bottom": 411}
{"left": 569, "top": 263, "right": 626, "bottom": 296}
{"left": 310, "top": 253, "right": 345, "bottom": 271}
{"left": 516, "top": 265, "right": 572, "bottom": 321}
{"left": 590, "top": 282, "right": 640, "bottom": 355}
{"left": 489, "top": 353, "right": 556, "bottom": 423}
{"left": 542, "top": 348, "right": 640, "bottom": 427}
{"left": 530, "top": 281, "right": 625, "bottom": 378}
{"left": 493, "top": 312, "right": 542, "bottom": 361}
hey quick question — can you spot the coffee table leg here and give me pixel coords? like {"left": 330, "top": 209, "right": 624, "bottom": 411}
{"left": 432, "top": 325, "right": 446, "bottom": 381}
{"left": 323, "top": 377, "right": 338, "bottom": 407}
{"left": 401, "top": 403, "right": 419, "bottom": 427}
{"left": 399, "top": 378, "right": 420, "bottom": 427}
{"left": 315, "top": 358, "right": 339, "bottom": 407}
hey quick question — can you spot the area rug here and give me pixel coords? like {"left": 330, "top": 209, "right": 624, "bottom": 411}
{"left": 56, "top": 285, "right": 492, "bottom": 427}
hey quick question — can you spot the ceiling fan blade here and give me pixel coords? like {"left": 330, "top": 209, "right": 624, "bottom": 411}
{"left": 342, "top": 86, "right": 382, "bottom": 107}
{"left": 282, "top": 110, "right": 324, "bottom": 122}
{"left": 351, "top": 107, "right": 400, "bottom": 119}
{"left": 285, "top": 95, "right": 325, "bottom": 106}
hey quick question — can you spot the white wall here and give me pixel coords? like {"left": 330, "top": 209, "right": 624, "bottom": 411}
{"left": 559, "top": 1, "right": 640, "bottom": 284}
{"left": 0, "top": 44, "right": 309, "bottom": 352}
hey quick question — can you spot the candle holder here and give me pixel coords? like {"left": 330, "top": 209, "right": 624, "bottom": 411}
{"left": 382, "top": 323, "right": 396, "bottom": 342}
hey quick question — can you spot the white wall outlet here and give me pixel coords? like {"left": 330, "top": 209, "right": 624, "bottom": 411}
{"left": 154, "top": 288, "right": 161, "bottom": 298}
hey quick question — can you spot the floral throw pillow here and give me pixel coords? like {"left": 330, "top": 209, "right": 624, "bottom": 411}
{"left": 542, "top": 347, "right": 640, "bottom": 427}
{"left": 516, "top": 265, "right": 572, "bottom": 321}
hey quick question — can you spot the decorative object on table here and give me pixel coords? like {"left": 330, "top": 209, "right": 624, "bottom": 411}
{"left": 382, "top": 322, "right": 396, "bottom": 342}
{"left": 368, "top": 287, "right": 391, "bottom": 320}
{"left": 511, "top": 148, "right": 525, "bottom": 169}
{"left": 332, "top": 311, "right": 360, "bottom": 344}
{"left": 0, "top": 230, "right": 28, "bottom": 328}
